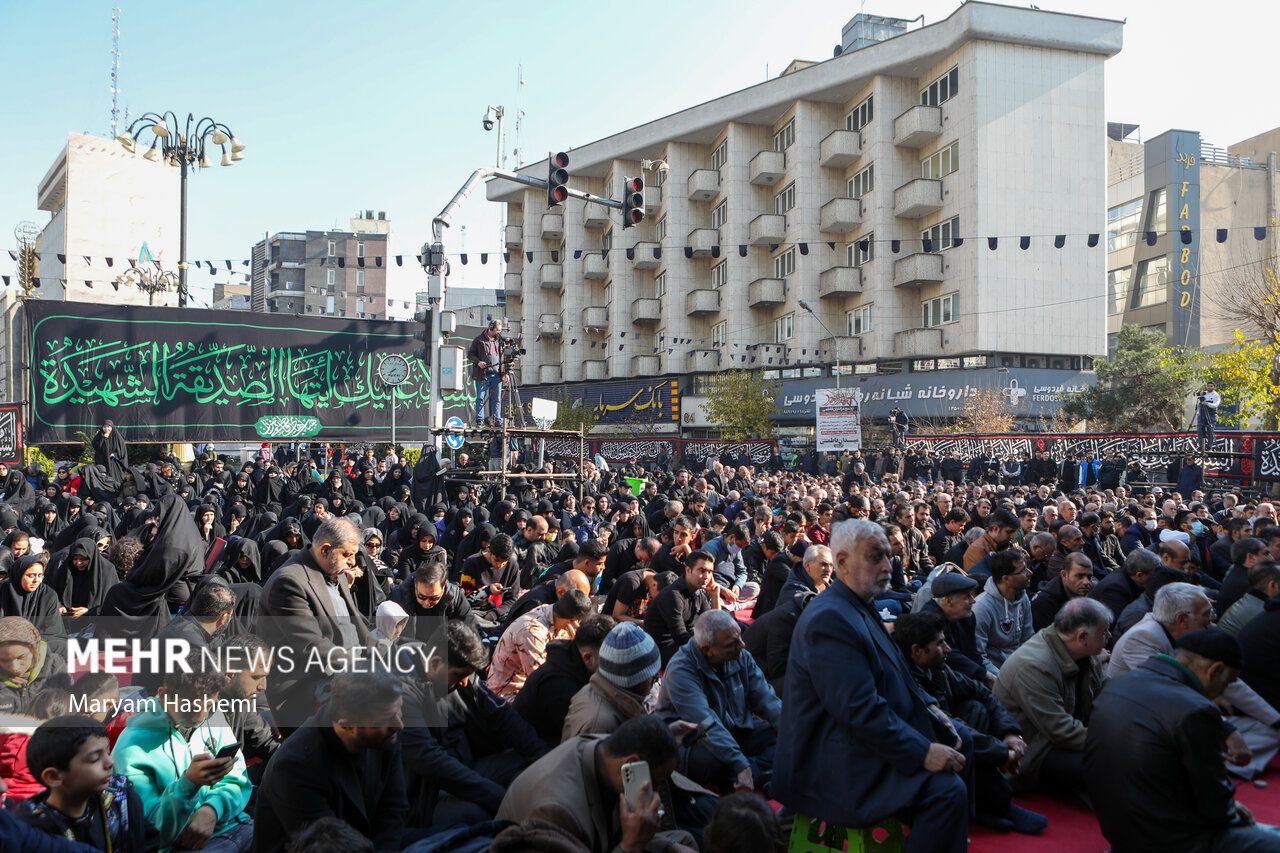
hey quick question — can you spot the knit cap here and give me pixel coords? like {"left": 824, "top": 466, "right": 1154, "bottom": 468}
{"left": 0, "top": 616, "right": 40, "bottom": 651}
{"left": 597, "top": 622, "right": 661, "bottom": 689}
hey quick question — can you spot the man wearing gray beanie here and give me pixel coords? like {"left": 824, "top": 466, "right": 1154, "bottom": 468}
{"left": 562, "top": 622, "right": 662, "bottom": 739}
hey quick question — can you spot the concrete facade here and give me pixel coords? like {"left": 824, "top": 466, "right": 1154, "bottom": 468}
{"left": 34, "top": 132, "right": 182, "bottom": 306}
{"left": 1106, "top": 128, "right": 1278, "bottom": 354}
{"left": 250, "top": 212, "right": 390, "bottom": 319}
{"left": 491, "top": 3, "right": 1122, "bottom": 396}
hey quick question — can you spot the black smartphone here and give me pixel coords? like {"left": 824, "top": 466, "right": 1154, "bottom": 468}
{"left": 214, "top": 742, "right": 241, "bottom": 760}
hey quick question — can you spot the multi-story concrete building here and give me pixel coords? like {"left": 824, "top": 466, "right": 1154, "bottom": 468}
{"left": 211, "top": 281, "right": 251, "bottom": 311}
{"left": 490, "top": 3, "right": 1122, "bottom": 432}
{"left": 33, "top": 132, "right": 182, "bottom": 306}
{"left": 249, "top": 211, "right": 391, "bottom": 319}
{"left": 1106, "top": 124, "right": 1279, "bottom": 355}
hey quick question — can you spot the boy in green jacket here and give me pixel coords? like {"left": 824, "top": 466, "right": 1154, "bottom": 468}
{"left": 111, "top": 664, "right": 253, "bottom": 852}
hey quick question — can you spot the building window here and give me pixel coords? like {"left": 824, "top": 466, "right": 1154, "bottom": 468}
{"left": 656, "top": 216, "right": 668, "bottom": 242}
{"left": 603, "top": 283, "right": 612, "bottom": 305}
{"left": 602, "top": 230, "right": 613, "bottom": 255}
{"left": 712, "top": 200, "right": 728, "bottom": 229}
{"left": 921, "top": 216, "right": 960, "bottom": 252}
{"left": 1107, "top": 267, "right": 1132, "bottom": 315}
{"left": 962, "top": 355, "right": 988, "bottom": 369}
{"left": 773, "top": 118, "right": 795, "bottom": 152}
{"left": 846, "top": 95, "right": 873, "bottom": 132}
{"left": 848, "top": 164, "right": 874, "bottom": 199}
{"left": 913, "top": 359, "right": 937, "bottom": 371}
{"left": 921, "top": 66, "right": 959, "bottom": 107}
{"left": 773, "top": 247, "right": 796, "bottom": 279}
{"left": 655, "top": 271, "right": 667, "bottom": 298}
{"left": 1107, "top": 332, "right": 1119, "bottom": 359}
{"left": 774, "top": 182, "right": 796, "bottom": 215}
{"left": 650, "top": 166, "right": 666, "bottom": 188}
{"left": 711, "top": 139, "right": 728, "bottom": 172}
{"left": 356, "top": 270, "right": 365, "bottom": 286}
{"left": 775, "top": 312, "right": 794, "bottom": 342}
{"left": 1145, "top": 188, "right": 1168, "bottom": 233}
{"left": 921, "top": 141, "right": 959, "bottom": 179}
{"left": 1132, "top": 256, "right": 1169, "bottom": 308}
{"left": 922, "top": 292, "right": 958, "bottom": 327}
{"left": 711, "top": 261, "right": 728, "bottom": 289}
{"left": 712, "top": 321, "right": 727, "bottom": 346}
{"left": 847, "top": 304, "right": 873, "bottom": 335}
{"left": 356, "top": 241, "right": 365, "bottom": 258}
{"left": 1107, "top": 197, "right": 1145, "bottom": 252}
{"left": 327, "top": 240, "right": 336, "bottom": 257}
{"left": 847, "top": 232, "right": 874, "bottom": 267}
{"left": 936, "top": 357, "right": 961, "bottom": 370}
{"left": 326, "top": 269, "right": 335, "bottom": 286}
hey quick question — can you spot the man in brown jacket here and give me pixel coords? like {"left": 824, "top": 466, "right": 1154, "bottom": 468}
{"left": 563, "top": 622, "right": 662, "bottom": 740}
{"left": 963, "top": 510, "right": 1019, "bottom": 572}
{"left": 498, "top": 715, "right": 695, "bottom": 853}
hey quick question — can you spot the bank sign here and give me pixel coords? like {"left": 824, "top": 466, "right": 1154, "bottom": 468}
{"left": 563, "top": 379, "right": 681, "bottom": 427}
{"left": 775, "top": 368, "right": 1095, "bottom": 422}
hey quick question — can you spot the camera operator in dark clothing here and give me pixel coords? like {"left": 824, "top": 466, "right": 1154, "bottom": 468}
{"left": 467, "top": 320, "right": 511, "bottom": 427}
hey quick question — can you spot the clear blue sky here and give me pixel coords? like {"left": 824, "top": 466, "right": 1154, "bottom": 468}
{"left": 2, "top": 0, "right": 1277, "bottom": 308}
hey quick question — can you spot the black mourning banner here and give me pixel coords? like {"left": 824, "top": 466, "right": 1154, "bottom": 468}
{"left": 25, "top": 300, "right": 479, "bottom": 443}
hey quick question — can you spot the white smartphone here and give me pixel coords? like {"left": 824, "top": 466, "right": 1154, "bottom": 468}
{"left": 621, "top": 760, "right": 652, "bottom": 810}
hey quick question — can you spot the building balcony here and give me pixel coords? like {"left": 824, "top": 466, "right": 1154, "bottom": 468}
{"left": 504, "top": 224, "right": 523, "bottom": 248}
{"left": 504, "top": 272, "right": 522, "bottom": 298}
{"left": 748, "top": 277, "right": 786, "bottom": 308}
{"left": 632, "top": 354, "right": 661, "bottom": 374}
{"left": 688, "top": 228, "right": 718, "bottom": 257}
{"left": 582, "top": 306, "right": 609, "bottom": 328}
{"left": 583, "top": 253, "right": 607, "bottom": 280}
{"left": 540, "top": 213, "right": 564, "bottom": 240}
{"left": 632, "top": 297, "right": 661, "bottom": 324}
{"left": 819, "top": 130, "right": 862, "bottom": 168}
{"left": 582, "top": 203, "right": 608, "bottom": 230}
{"left": 689, "top": 348, "right": 721, "bottom": 368}
{"left": 820, "top": 197, "right": 862, "bottom": 233}
{"left": 539, "top": 263, "right": 562, "bottom": 289}
{"left": 755, "top": 343, "right": 788, "bottom": 363}
{"left": 749, "top": 213, "right": 786, "bottom": 245}
{"left": 539, "top": 364, "right": 563, "bottom": 383}
{"left": 645, "top": 186, "right": 662, "bottom": 214}
{"left": 583, "top": 360, "right": 608, "bottom": 380}
{"left": 819, "top": 266, "right": 862, "bottom": 299}
{"left": 686, "top": 288, "right": 720, "bottom": 316}
{"left": 894, "top": 178, "right": 944, "bottom": 219}
{"left": 893, "top": 104, "right": 943, "bottom": 148}
{"left": 507, "top": 320, "right": 522, "bottom": 338}
{"left": 537, "top": 313, "right": 562, "bottom": 337}
{"left": 632, "top": 241, "right": 660, "bottom": 269}
{"left": 749, "top": 149, "right": 786, "bottom": 186}
{"left": 893, "top": 252, "right": 945, "bottom": 288}
{"left": 687, "top": 168, "right": 720, "bottom": 201}
{"left": 894, "top": 326, "right": 944, "bottom": 357}
{"left": 820, "top": 335, "right": 864, "bottom": 363}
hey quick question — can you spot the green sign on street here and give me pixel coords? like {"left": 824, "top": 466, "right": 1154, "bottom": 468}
{"left": 254, "top": 415, "right": 322, "bottom": 439}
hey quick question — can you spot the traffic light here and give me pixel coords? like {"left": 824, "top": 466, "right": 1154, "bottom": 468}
{"left": 413, "top": 308, "right": 434, "bottom": 363}
{"left": 547, "top": 151, "right": 570, "bottom": 207}
{"left": 622, "top": 176, "right": 645, "bottom": 228}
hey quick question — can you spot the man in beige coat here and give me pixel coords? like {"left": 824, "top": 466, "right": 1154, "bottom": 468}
{"left": 563, "top": 623, "right": 661, "bottom": 741}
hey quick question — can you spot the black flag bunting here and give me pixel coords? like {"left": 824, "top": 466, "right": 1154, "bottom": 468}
{"left": 1217, "top": 229, "right": 1228, "bottom": 243}
{"left": 1054, "top": 235, "right": 1066, "bottom": 249}
{"left": 1020, "top": 236, "right": 1031, "bottom": 250}
{"left": 57, "top": 254, "right": 66, "bottom": 263}
{"left": 988, "top": 237, "right": 998, "bottom": 250}
{"left": 1087, "top": 234, "right": 1099, "bottom": 247}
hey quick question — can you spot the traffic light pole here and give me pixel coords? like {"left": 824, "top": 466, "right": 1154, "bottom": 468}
{"left": 425, "top": 167, "right": 623, "bottom": 439}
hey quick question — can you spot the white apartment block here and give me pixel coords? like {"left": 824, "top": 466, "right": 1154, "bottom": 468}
{"left": 490, "top": 3, "right": 1122, "bottom": 392}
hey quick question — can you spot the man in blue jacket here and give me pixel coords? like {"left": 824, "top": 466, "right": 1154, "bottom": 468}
{"left": 774, "top": 518, "right": 969, "bottom": 853}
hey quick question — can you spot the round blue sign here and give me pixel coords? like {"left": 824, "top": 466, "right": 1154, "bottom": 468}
{"left": 444, "top": 416, "right": 466, "bottom": 450}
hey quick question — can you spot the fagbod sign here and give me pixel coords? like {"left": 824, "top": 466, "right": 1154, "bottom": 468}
{"left": 775, "top": 368, "right": 1096, "bottom": 422}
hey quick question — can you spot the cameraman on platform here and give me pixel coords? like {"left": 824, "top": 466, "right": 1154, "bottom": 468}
{"left": 1196, "top": 382, "right": 1220, "bottom": 447}
{"left": 468, "top": 320, "right": 505, "bottom": 426}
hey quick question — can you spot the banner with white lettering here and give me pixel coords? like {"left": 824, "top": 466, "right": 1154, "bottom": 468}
{"left": 815, "top": 387, "right": 862, "bottom": 452}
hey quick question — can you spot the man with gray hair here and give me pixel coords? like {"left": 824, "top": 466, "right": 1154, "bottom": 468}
{"left": 1110, "top": 582, "right": 1280, "bottom": 779}
{"left": 775, "top": 519, "right": 970, "bottom": 853}
{"left": 994, "top": 597, "right": 1111, "bottom": 793}
{"left": 656, "top": 610, "right": 781, "bottom": 793}
{"left": 260, "top": 516, "right": 373, "bottom": 730}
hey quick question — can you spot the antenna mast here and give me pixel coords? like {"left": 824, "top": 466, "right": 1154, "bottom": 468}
{"left": 512, "top": 63, "right": 524, "bottom": 168}
{"left": 110, "top": 5, "right": 122, "bottom": 138}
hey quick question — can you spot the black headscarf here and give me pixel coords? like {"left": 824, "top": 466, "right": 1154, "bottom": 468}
{"left": 0, "top": 469, "right": 36, "bottom": 516}
{"left": 260, "top": 540, "right": 292, "bottom": 578}
{"left": 45, "top": 538, "right": 117, "bottom": 633}
{"left": 96, "top": 492, "right": 204, "bottom": 641}
{"left": 217, "top": 537, "right": 265, "bottom": 586}
{"left": 0, "top": 555, "right": 64, "bottom": 639}
{"left": 253, "top": 467, "right": 287, "bottom": 508}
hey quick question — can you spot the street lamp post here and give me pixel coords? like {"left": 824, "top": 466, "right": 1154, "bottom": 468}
{"left": 798, "top": 299, "right": 842, "bottom": 389}
{"left": 117, "top": 113, "right": 244, "bottom": 307}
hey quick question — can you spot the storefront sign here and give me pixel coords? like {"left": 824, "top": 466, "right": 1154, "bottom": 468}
{"left": 815, "top": 387, "right": 862, "bottom": 451}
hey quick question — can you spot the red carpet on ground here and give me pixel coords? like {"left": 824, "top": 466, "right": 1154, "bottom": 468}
{"left": 970, "top": 758, "right": 1280, "bottom": 852}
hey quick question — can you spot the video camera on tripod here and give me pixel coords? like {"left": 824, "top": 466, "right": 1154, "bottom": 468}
{"left": 494, "top": 336, "right": 526, "bottom": 375}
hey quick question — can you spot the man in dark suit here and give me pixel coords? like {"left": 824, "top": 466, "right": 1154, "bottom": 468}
{"left": 467, "top": 320, "right": 505, "bottom": 426}
{"left": 774, "top": 519, "right": 969, "bottom": 853}
{"left": 259, "top": 517, "right": 373, "bottom": 730}
{"left": 254, "top": 671, "right": 409, "bottom": 852}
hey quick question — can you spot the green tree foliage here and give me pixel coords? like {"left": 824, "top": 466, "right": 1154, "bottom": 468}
{"left": 1163, "top": 331, "right": 1280, "bottom": 429}
{"left": 1062, "top": 324, "right": 1191, "bottom": 432}
{"left": 701, "top": 370, "right": 779, "bottom": 441}
{"left": 551, "top": 395, "right": 599, "bottom": 434}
